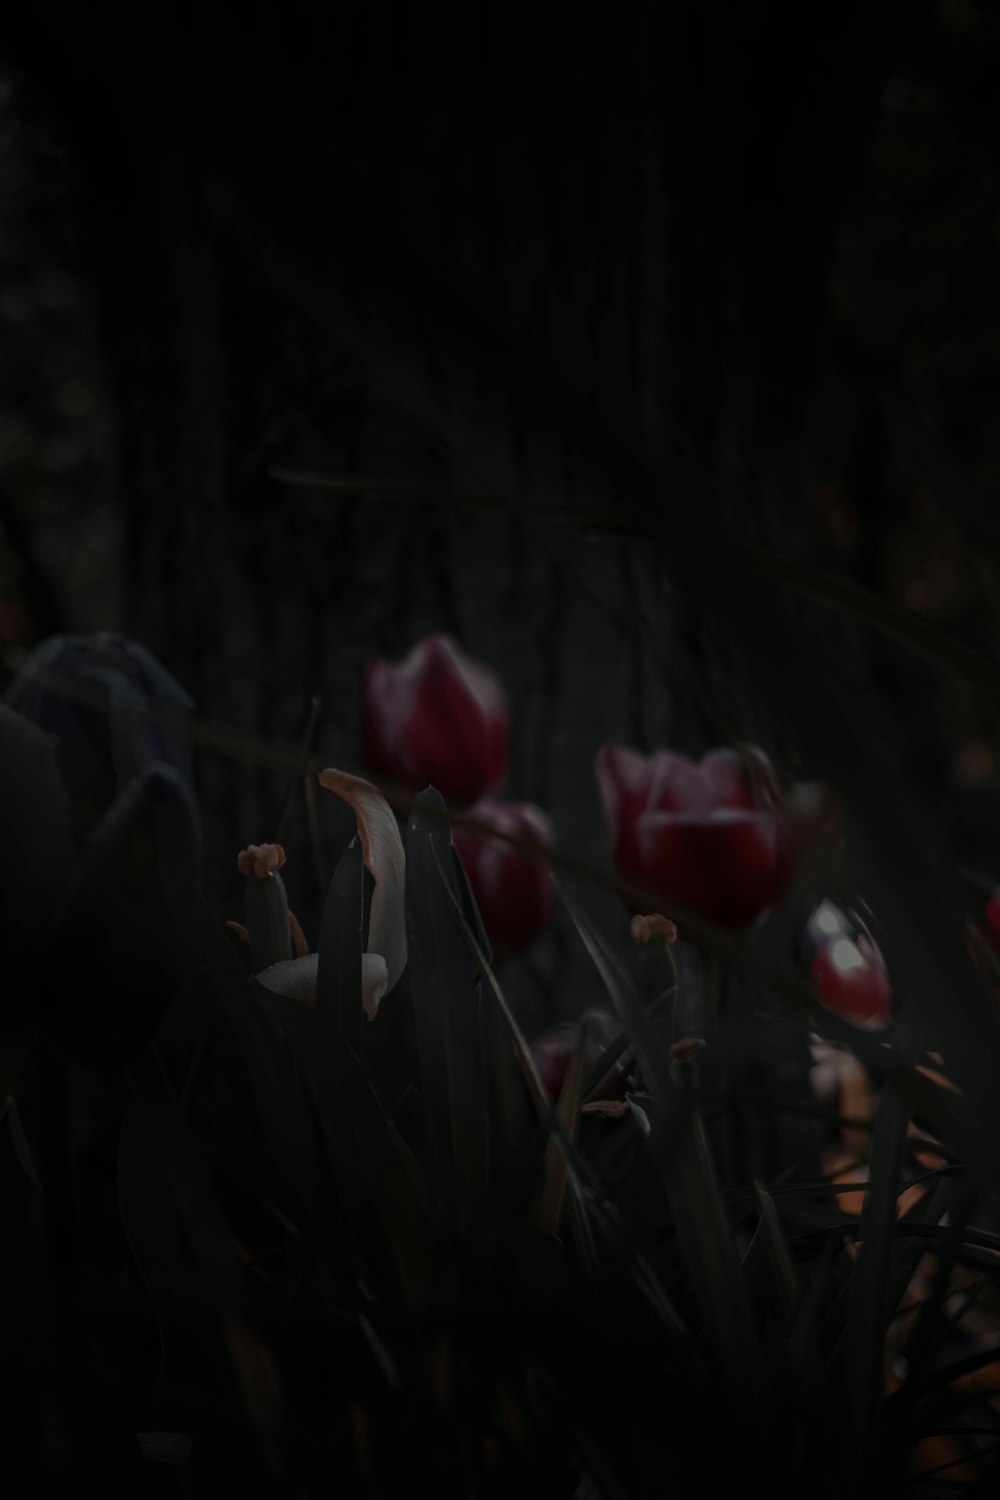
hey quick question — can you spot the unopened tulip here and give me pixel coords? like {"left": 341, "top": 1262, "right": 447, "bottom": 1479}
{"left": 529, "top": 1012, "right": 628, "bottom": 1102}
{"left": 452, "top": 799, "right": 554, "bottom": 961}
{"left": 362, "top": 633, "right": 508, "bottom": 805}
{"left": 804, "top": 899, "right": 893, "bottom": 1030}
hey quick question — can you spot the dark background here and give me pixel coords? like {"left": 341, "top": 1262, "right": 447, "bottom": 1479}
{"left": 2, "top": 0, "right": 1000, "bottom": 1032}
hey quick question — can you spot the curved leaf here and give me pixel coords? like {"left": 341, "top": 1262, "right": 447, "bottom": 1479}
{"left": 316, "top": 837, "right": 364, "bottom": 1047}
{"left": 317, "top": 767, "right": 406, "bottom": 1001}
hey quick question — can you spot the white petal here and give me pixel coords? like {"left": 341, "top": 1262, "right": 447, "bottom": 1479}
{"left": 256, "top": 952, "right": 318, "bottom": 1002}
{"left": 362, "top": 952, "right": 389, "bottom": 1021}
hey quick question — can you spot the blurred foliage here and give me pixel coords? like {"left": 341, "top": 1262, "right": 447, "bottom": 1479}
{"left": 0, "top": 64, "right": 118, "bottom": 673}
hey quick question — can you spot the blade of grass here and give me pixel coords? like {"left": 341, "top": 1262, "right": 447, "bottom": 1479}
{"left": 754, "top": 1179, "right": 799, "bottom": 1327}
{"left": 407, "top": 792, "right": 489, "bottom": 1211}
{"left": 315, "top": 836, "right": 365, "bottom": 1054}
{"left": 537, "top": 1015, "right": 588, "bottom": 1237}
{"left": 844, "top": 1081, "right": 911, "bottom": 1476}
{"left": 554, "top": 878, "right": 767, "bottom": 1396}
{"left": 433, "top": 850, "right": 690, "bottom": 1342}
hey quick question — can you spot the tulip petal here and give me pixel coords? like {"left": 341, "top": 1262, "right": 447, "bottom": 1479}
{"left": 636, "top": 809, "right": 790, "bottom": 929}
{"left": 394, "top": 637, "right": 508, "bottom": 803}
{"left": 594, "top": 745, "right": 651, "bottom": 868}
{"left": 702, "top": 747, "right": 755, "bottom": 810}
{"left": 361, "top": 953, "right": 390, "bottom": 1022}
{"left": 317, "top": 767, "right": 407, "bottom": 999}
{"left": 256, "top": 952, "right": 318, "bottom": 1002}
{"left": 646, "top": 751, "right": 713, "bottom": 816}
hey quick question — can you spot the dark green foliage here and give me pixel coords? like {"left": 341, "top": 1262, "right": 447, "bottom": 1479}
{"left": 6, "top": 661, "right": 1000, "bottom": 1496}
{"left": 315, "top": 836, "right": 365, "bottom": 1050}
{"left": 406, "top": 788, "right": 490, "bottom": 1213}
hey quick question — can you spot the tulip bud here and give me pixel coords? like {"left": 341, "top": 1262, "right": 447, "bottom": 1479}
{"left": 985, "top": 889, "right": 1000, "bottom": 957}
{"left": 529, "top": 1012, "right": 628, "bottom": 1102}
{"left": 362, "top": 634, "right": 508, "bottom": 804}
{"left": 802, "top": 900, "right": 894, "bottom": 1030}
{"left": 452, "top": 799, "right": 555, "bottom": 962}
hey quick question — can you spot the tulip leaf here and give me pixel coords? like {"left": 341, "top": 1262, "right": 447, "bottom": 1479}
{"left": 552, "top": 878, "right": 673, "bottom": 1120}
{"left": 243, "top": 867, "right": 293, "bottom": 973}
{"left": 118, "top": 1052, "right": 249, "bottom": 1315}
{"left": 315, "top": 835, "right": 365, "bottom": 1050}
{"left": 43, "top": 762, "right": 201, "bottom": 1065}
{"left": 0, "top": 1092, "right": 43, "bottom": 1195}
{"left": 752, "top": 1180, "right": 799, "bottom": 1329}
{"left": 317, "top": 767, "right": 407, "bottom": 1003}
{"left": 450, "top": 843, "right": 493, "bottom": 968}
{"left": 0, "top": 703, "right": 76, "bottom": 962}
{"left": 554, "top": 884, "right": 769, "bottom": 1396}
{"left": 253, "top": 985, "right": 431, "bottom": 1302}
{"left": 843, "top": 1081, "right": 909, "bottom": 1469}
{"left": 405, "top": 789, "right": 490, "bottom": 1211}
{"left": 192, "top": 898, "right": 340, "bottom": 1245}
{"left": 537, "top": 1017, "right": 587, "bottom": 1237}
{"left": 433, "top": 847, "right": 688, "bottom": 1337}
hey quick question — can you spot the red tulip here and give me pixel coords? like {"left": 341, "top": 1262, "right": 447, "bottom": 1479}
{"left": 985, "top": 890, "right": 1000, "bottom": 957}
{"left": 595, "top": 744, "right": 802, "bottom": 931}
{"left": 452, "top": 799, "right": 555, "bottom": 961}
{"left": 362, "top": 634, "right": 508, "bottom": 805}
{"left": 810, "top": 937, "right": 893, "bottom": 1030}
{"left": 529, "top": 1012, "right": 626, "bottom": 1102}
{"left": 803, "top": 900, "right": 894, "bottom": 1030}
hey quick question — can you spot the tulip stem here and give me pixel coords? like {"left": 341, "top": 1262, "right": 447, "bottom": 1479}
{"left": 698, "top": 949, "right": 721, "bottom": 1039}
{"left": 304, "top": 767, "right": 327, "bottom": 903}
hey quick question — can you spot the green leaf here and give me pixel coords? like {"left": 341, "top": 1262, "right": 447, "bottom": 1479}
{"left": 316, "top": 836, "right": 365, "bottom": 1052}
{"left": 552, "top": 879, "right": 672, "bottom": 1122}
{"left": 192, "top": 899, "right": 339, "bottom": 1245}
{"left": 433, "top": 858, "right": 688, "bottom": 1338}
{"left": 844, "top": 1082, "right": 910, "bottom": 1469}
{"left": 243, "top": 866, "right": 292, "bottom": 972}
{"left": 255, "top": 985, "right": 432, "bottom": 1303}
{"left": 44, "top": 762, "right": 201, "bottom": 1066}
{"left": 753, "top": 1180, "right": 799, "bottom": 1329}
{"left": 0, "top": 703, "right": 75, "bottom": 965}
{"left": 0, "top": 1093, "right": 42, "bottom": 1194}
{"left": 537, "top": 1016, "right": 587, "bottom": 1237}
{"left": 450, "top": 843, "right": 493, "bottom": 969}
{"left": 405, "top": 790, "right": 489, "bottom": 1210}
{"left": 317, "top": 767, "right": 407, "bottom": 1004}
{"left": 557, "top": 891, "right": 766, "bottom": 1395}
{"left": 120, "top": 1049, "right": 248, "bottom": 1311}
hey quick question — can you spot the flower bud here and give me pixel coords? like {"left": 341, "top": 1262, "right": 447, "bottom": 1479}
{"left": 362, "top": 634, "right": 508, "bottom": 805}
{"left": 452, "top": 799, "right": 554, "bottom": 961}
{"left": 529, "top": 1012, "right": 628, "bottom": 1102}
{"left": 802, "top": 900, "right": 893, "bottom": 1030}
